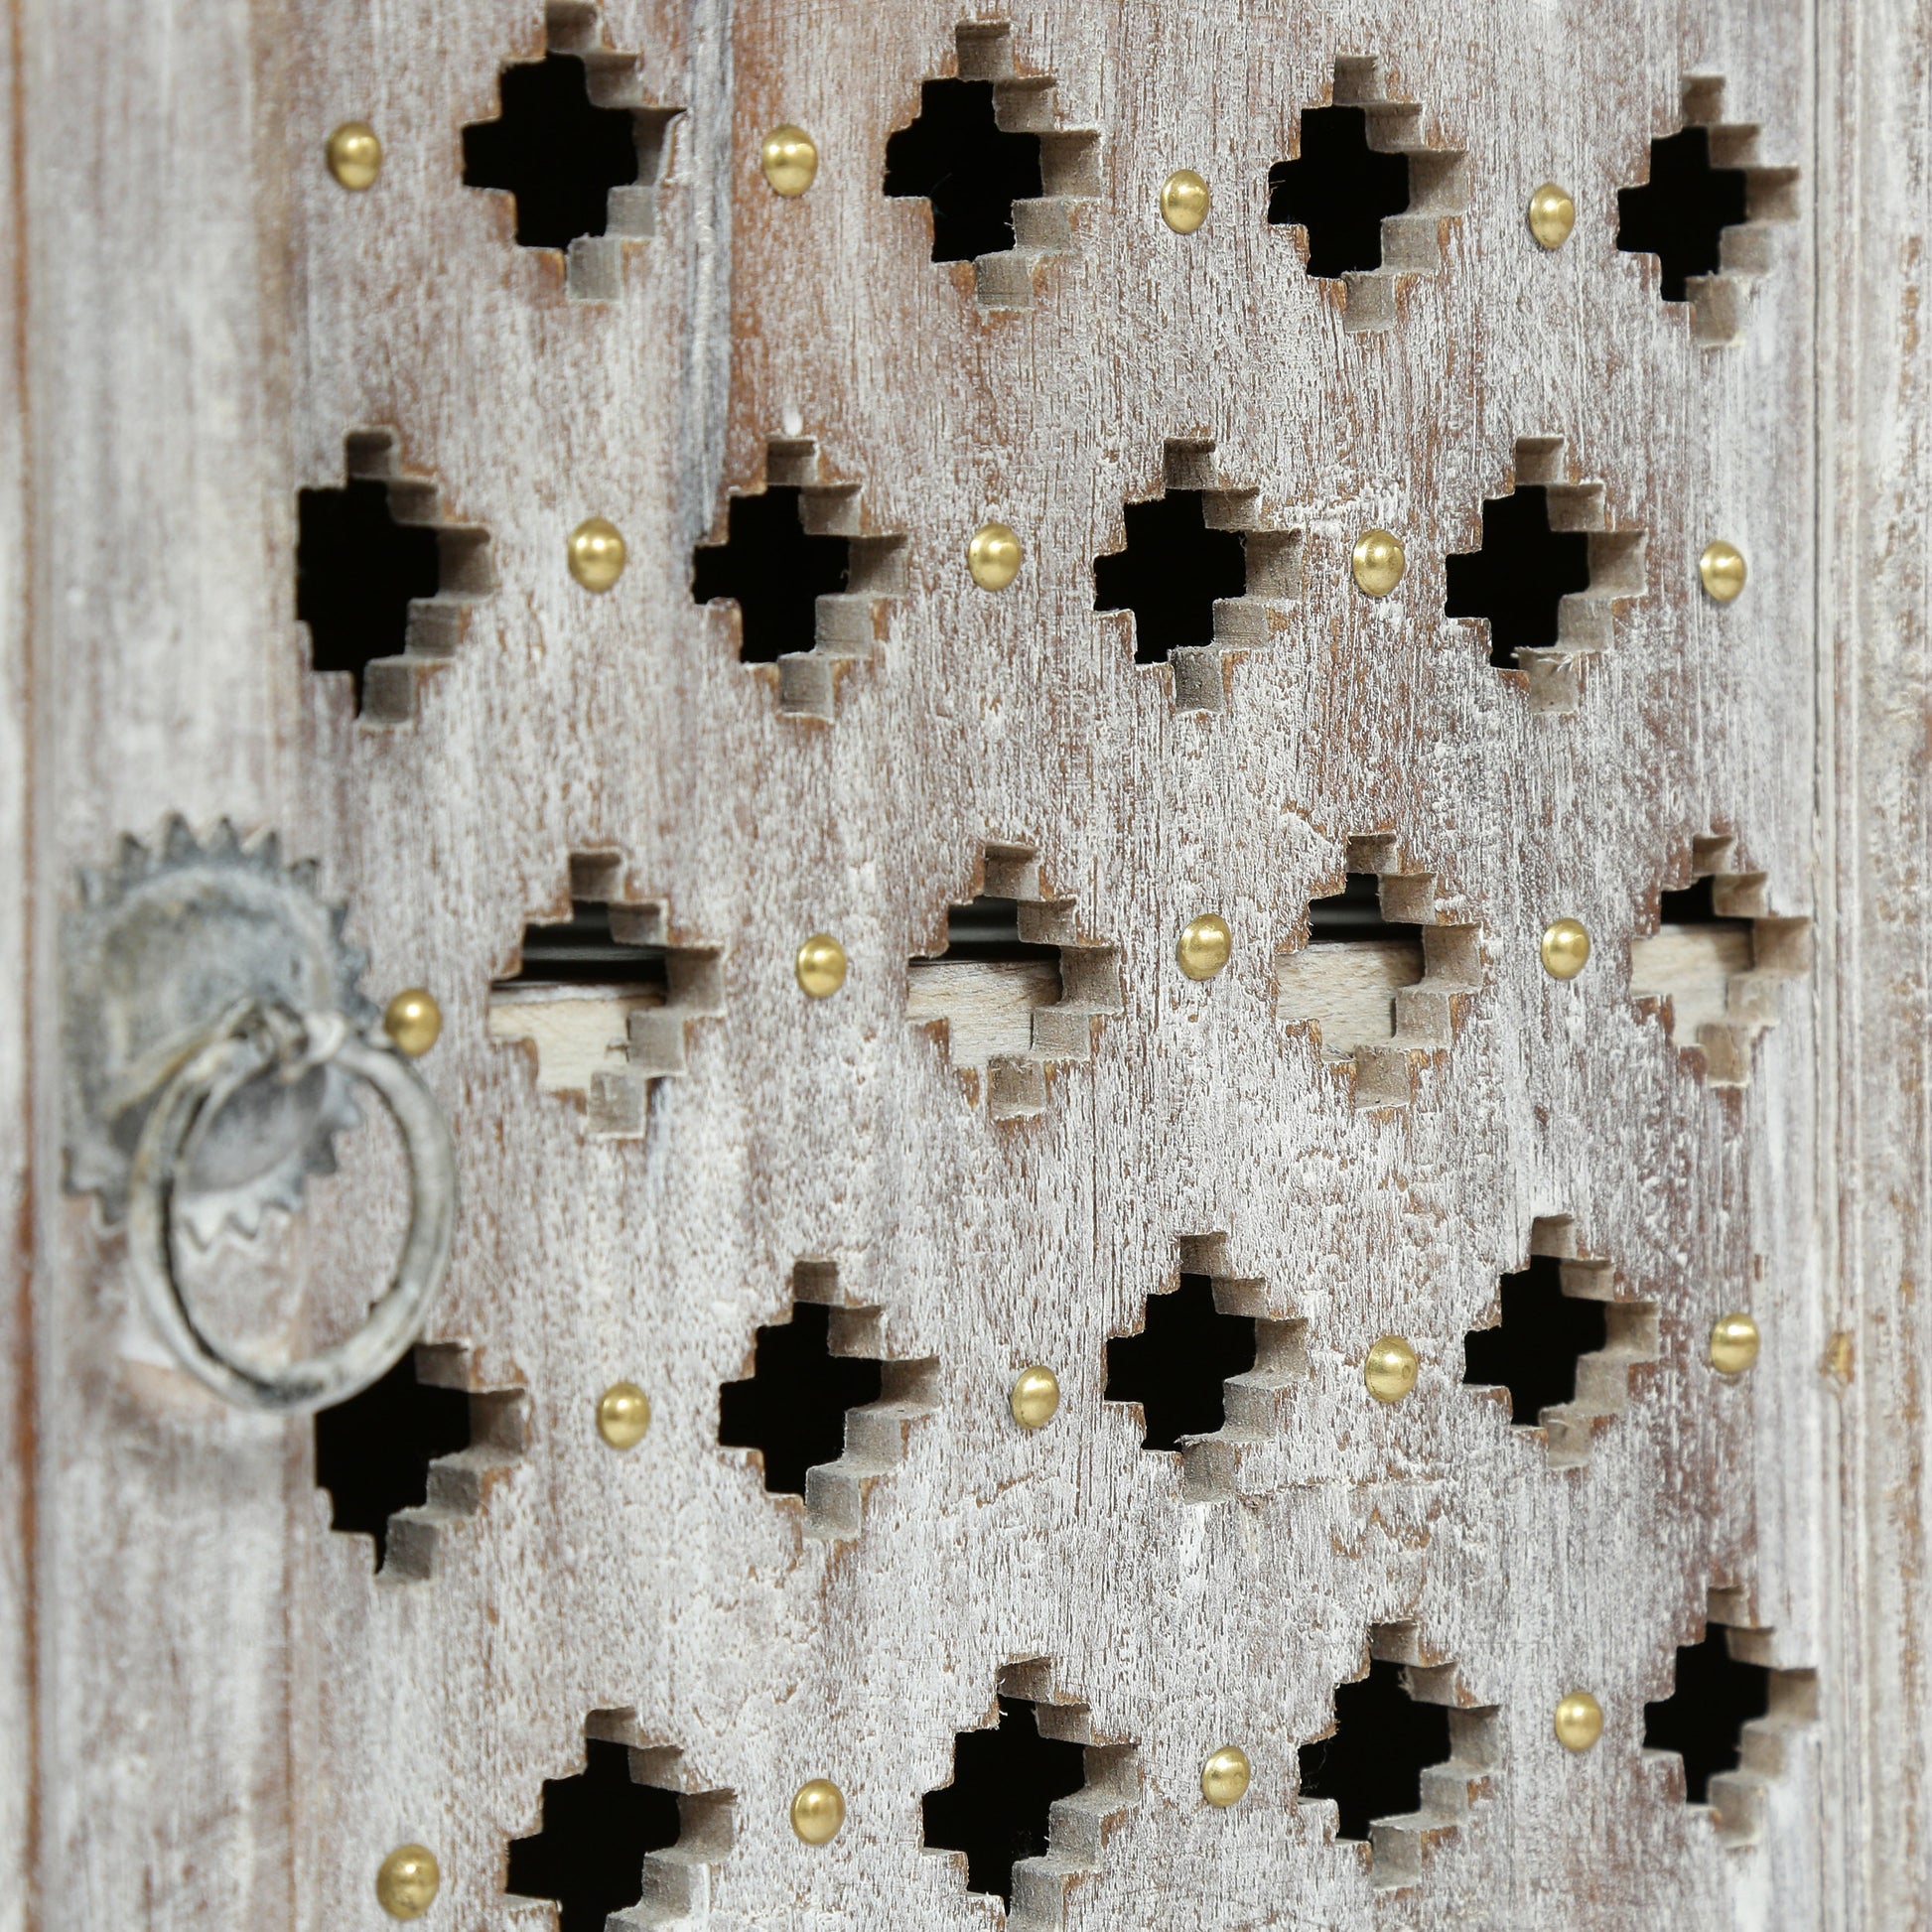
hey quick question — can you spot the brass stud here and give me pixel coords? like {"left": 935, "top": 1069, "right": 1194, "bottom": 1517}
{"left": 1176, "top": 913, "right": 1232, "bottom": 982}
{"left": 1526, "top": 181, "right": 1577, "bottom": 249}
{"left": 375, "top": 1844, "right": 440, "bottom": 1919}
{"left": 1553, "top": 1691, "right": 1603, "bottom": 1753}
{"left": 790, "top": 1778, "right": 845, "bottom": 1845}
{"left": 1160, "top": 169, "right": 1211, "bottom": 234}
{"left": 597, "top": 1381, "right": 651, "bottom": 1449}
{"left": 1698, "top": 540, "right": 1747, "bottom": 604}
{"left": 1009, "top": 1364, "right": 1060, "bottom": 1431}
{"left": 1540, "top": 917, "right": 1591, "bottom": 981}
{"left": 327, "top": 121, "right": 383, "bottom": 192}
{"left": 567, "top": 517, "right": 626, "bottom": 593}
{"left": 794, "top": 933, "right": 848, "bottom": 999}
{"left": 760, "top": 125, "right": 819, "bottom": 198}
{"left": 382, "top": 988, "right": 443, "bottom": 1058}
{"left": 968, "top": 522, "right": 1023, "bottom": 592}
{"left": 1200, "top": 1744, "right": 1251, "bottom": 1807}
{"left": 1351, "top": 528, "right": 1406, "bottom": 598}
{"left": 1364, "top": 1334, "right": 1419, "bottom": 1404}
{"left": 1709, "top": 1311, "right": 1761, "bottom": 1376}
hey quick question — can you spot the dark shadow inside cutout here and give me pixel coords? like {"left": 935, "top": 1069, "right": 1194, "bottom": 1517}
{"left": 1104, "top": 1274, "right": 1257, "bottom": 1450}
{"left": 498, "top": 900, "right": 668, "bottom": 991}
{"left": 1267, "top": 105, "right": 1411, "bottom": 277}
{"left": 313, "top": 1352, "right": 471, "bottom": 1570}
{"left": 462, "top": 54, "right": 640, "bottom": 250}
{"left": 1299, "top": 1657, "right": 1451, "bottom": 1841}
{"left": 922, "top": 1697, "right": 1087, "bottom": 1904}
{"left": 506, "top": 1737, "right": 682, "bottom": 1931}
{"left": 717, "top": 1301, "right": 881, "bottom": 1495}
{"left": 691, "top": 486, "right": 852, "bottom": 662}
{"left": 1092, "top": 492, "right": 1247, "bottom": 662}
{"left": 925, "top": 896, "right": 1063, "bottom": 966}
{"left": 1616, "top": 127, "right": 1749, "bottom": 303}
{"left": 296, "top": 480, "right": 441, "bottom": 709}
{"left": 884, "top": 77, "right": 1043, "bottom": 262}
{"left": 1656, "top": 875, "right": 1751, "bottom": 929}
{"left": 1444, "top": 484, "right": 1592, "bottom": 664}
{"left": 1643, "top": 1628, "right": 1770, "bottom": 1802}
{"left": 1461, "top": 1255, "right": 1607, "bottom": 1422}
{"left": 1307, "top": 873, "right": 1411, "bottom": 943}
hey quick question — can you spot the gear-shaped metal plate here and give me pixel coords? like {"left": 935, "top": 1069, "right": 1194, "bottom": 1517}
{"left": 63, "top": 816, "right": 374, "bottom": 1242}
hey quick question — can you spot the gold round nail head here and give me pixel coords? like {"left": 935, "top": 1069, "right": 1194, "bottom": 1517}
{"left": 1527, "top": 181, "right": 1577, "bottom": 249}
{"left": 1200, "top": 1744, "right": 1251, "bottom": 1807}
{"left": 327, "top": 121, "right": 383, "bottom": 191}
{"left": 382, "top": 988, "right": 443, "bottom": 1058}
{"left": 794, "top": 933, "right": 848, "bottom": 999}
{"left": 1160, "top": 169, "right": 1211, "bottom": 234}
{"left": 375, "top": 1845, "right": 440, "bottom": 1919}
{"left": 1176, "top": 914, "right": 1232, "bottom": 982}
{"left": 790, "top": 1778, "right": 845, "bottom": 1844}
{"left": 968, "top": 522, "right": 1023, "bottom": 592}
{"left": 1710, "top": 1311, "right": 1761, "bottom": 1376}
{"left": 567, "top": 517, "right": 626, "bottom": 593}
{"left": 1540, "top": 917, "right": 1591, "bottom": 981}
{"left": 1554, "top": 1691, "right": 1603, "bottom": 1753}
{"left": 597, "top": 1381, "right": 651, "bottom": 1449}
{"left": 760, "top": 125, "right": 819, "bottom": 198}
{"left": 1699, "top": 540, "right": 1747, "bottom": 604}
{"left": 1010, "top": 1364, "right": 1060, "bottom": 1431}
{"left": 1364, "top": 1334, "right": 1419, "bottom": 1404}
{"left": 1351, "top": 529, "right": 1406, "bottom": 598}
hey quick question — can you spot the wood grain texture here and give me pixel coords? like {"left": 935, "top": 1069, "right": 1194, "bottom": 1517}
{"left": 10, "top": 0, "right": 1920, "bottom": 1923}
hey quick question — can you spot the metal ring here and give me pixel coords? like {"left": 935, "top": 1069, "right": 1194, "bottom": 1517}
{"left": 126, "top": 1002, "right": 458, "bottom": 1415}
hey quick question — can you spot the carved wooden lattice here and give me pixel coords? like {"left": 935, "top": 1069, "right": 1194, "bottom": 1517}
{"left": 7, "top": 0, "right": 1928, "bottom": 1927}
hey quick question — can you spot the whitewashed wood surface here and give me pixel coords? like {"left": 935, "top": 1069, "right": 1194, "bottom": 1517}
{"left": 5, "top": 0, "right": 1927, "bottom": 1924}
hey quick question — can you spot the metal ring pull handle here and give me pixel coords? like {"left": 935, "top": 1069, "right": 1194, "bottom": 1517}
{"left": 126, "top": 1000, "right": 458, "bottom": 1415}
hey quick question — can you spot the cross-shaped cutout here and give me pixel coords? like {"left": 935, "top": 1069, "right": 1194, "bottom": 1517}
{"left": 504, "top": 1714, "right": 733, "bottom": 1928}
{"left": 487, "top": 852, "right": 723, "bottom": 1138}
{"left": 717, "top": 1264, "right": 934, "bottom": 1541}
{"left": 880, "top": 23, "right": 1098, "bottom": 310}
{"left": 1613, "top": 76, "right": 1798, "bottom": 345}
{"left": 1093, "top": 440, "right": 1303, "bottom": 711}
{"left": 1266, "top": 57, "right": 1466, "bottom": 334}
{"left": 461, "top": 3, "right": 678, "bottom": 300}
{"left": 921, "top": 1660, "right": 1138, "bottom": 1925}
{"left": 1444, "top": 486, "right": 1592, "bottom": 665}
{"left": 691, "top": 436, "right": 905, "bottom": 719}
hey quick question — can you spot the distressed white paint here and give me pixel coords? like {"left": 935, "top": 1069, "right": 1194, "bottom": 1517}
{"left": 4, "top": 0, "right": 1927, "bottom": 1925}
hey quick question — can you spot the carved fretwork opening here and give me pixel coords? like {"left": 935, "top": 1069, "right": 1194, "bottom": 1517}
{"left": 314, "top": 1343, "right": 524, "bottom": 1580}
{"left": 717, "top": 1264, "right": 935, "bottom": 1541}
{"left": 461, "top": 3, "right": 679, "bottom": 300}
{"left": 1629, "top": 834, "right": 1812, "bottom": 1085}
{"left": 1444, "top": 488, "right": 1591, "bottom": 662}
{"left": 1299, "top": 1625, "right": 1497, "bottom": 1891}
{"left": 1106, "top": 1275, "right": 1255, "bottom": 1451}
{"left": 296, "top": 430, "right": 495, "bottom": 724}
{"left": 906, "top": 842, "right": 1122, "bottom": 1121}
{"left": 691, "top": 437, "right": 906, "bottom": 719}
{"left": 1614, "top": 77, "right": 1798, "bottom": 345}
{"left": 1461, "top": 1219, "right": 1658, "bottom": 1468}
{"left": 1267, "top": 106, "right": 1409, "bottom": 275}
{"left": 1444, "top": 437, "right": 1646, "bottom": 712}
{"left": 1103, "top": 1237, "right": 1306, "bottom": 1504}
{"left": 1641, "top": 1591, "right": 1817, "bottom": 1844}
{"left": 487, "top": 852, "right": 724, "bottom": 1138}
{"left": 922, "top": 1660, "right": 1139, "bottom": 1924}
{"left": 1274, "top": 836, "right": 1479, "bottom": 1110}
{"left": 882, "top": 23, "right": 1099, "bottom": 310}
{"left": 505, "top": 1713, "right": 734, "bottom": 1926}
{"left": 1093, "top": 440, "right": 1303, "bottom": 711}
{"left": 1266, "top": 57, "right": 1466, "bottom": 334}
